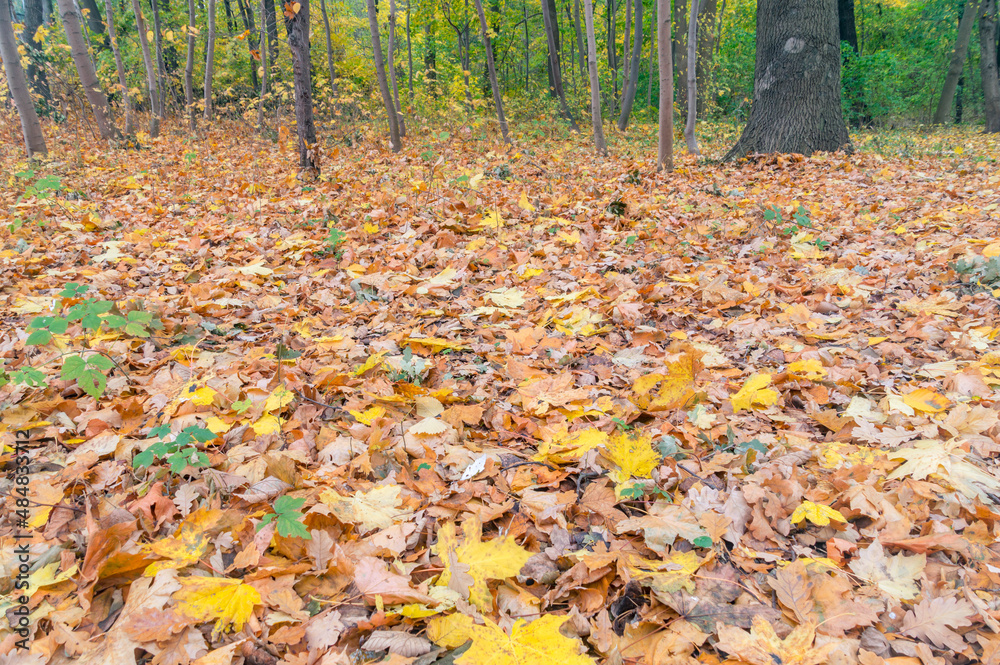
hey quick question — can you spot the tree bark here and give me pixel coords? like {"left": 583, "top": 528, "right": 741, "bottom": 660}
{"left": 647, "top": 0, "right": 655, "bottom": 106}
{"left": 284, "top": 0, "right": 318, "bottom": 170}
{"left": 131, "top": 0, "right": 161, "bottom": 134}
{"left": 684, "top": 0, "right": 698, "bottom": 153}
{"left": 583, "top": 0, "right": 606, "bottom": 154}
{"left": 724, "top": 0, "right": 850, "bottom": 160}
{"left": 981, "top": 0, "right": 1000, "bottom": 132}
{"left": 617, "top": 0, "right": 642, "bottom": 129}
{"left": 544, "top": 0, "right": 560, "bottom": 96}
{"left": 204, "top": 0, "right": 217, "bottom": 119}
{"left": 541, "top": 0, "right": 578, "bottom": 129}
{"left": 185, "top": 0, "right": 197, "bottom": 130}
{"left": 474, "top": 0, "right": 510, "bottom": 142}
{"left": 263, "top": 0, "right": 278, "bottom": 66}
{"left": 367, "top": 0, "right": 401, "bottom": 151}
{"left": 57, "top": 0, "right": 118, "bottom": 138}
{"left": 236, "top": 0, "right": 259, "bottom": 90}
{"left": 388, "top": 0, "right": 406, "bottom": 136}
{"left": 319, "top": 0, "right": 338, "bottom": 101}
{"left": 106, "top": 0, "right": 134, "bottom": 135}
{"left": 837, "top": 0, "right": 857, "bottom": 51}
{"left": 406, "top": 0, "right": 413, "bottom": 98}
{"left": 78, "top": 0, "right": 108, "bottom": 47}
{"left": 0, "top": 0, "right": 47, "bottom": 156}
{"left": 22, "top": 0, "right": 51, "bottom": 105}
{"left": 607, "top": 0, "right": 617, "bottom": 102}
{"left": 257, "top": 0, "right": 268, "bottom": 129}
{"left": 524, "top": 0, "right": 529, "bottom": 90}
{"left": 425, "top": 21, "right": 437, "bottom": 95}
{"left": 696, "top": 0, "right": 716, "bottom": 112}
{"left": 933, "top": 0, "right": 979, "bottom": 125}
{"left": 673, "top": 0, "right": 686, "bottom": 112}
{"left": 151, "top": 0, "right": 168, "bottom": 116}
{"left": 657, "top": 0, "right": 673, "bottom": 171}
{"left": 574, "top": 0, "right": 586, "bottom": 74}
{"left": 622, "top": 0, "right": 631, "bottom": 99}
{"left": 223, "top": 0, "right": 237, "bottom": 34}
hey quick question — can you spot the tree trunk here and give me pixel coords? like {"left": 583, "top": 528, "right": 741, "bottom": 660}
{"left": 151, "top": 0, "right": 168, "bottom": 116}
{"left": 673, "top": 0, "right": 686, "bottom": 112}
{"left": 263, "top": 0, "right": 278, "bottom": 66}
{"left": 541, "top": 0, "right": 578, "bottom": 129}
{"left": 724, "top": 0, "right": 850, "bottom": 160}
{"left": 647, "top": 0, "right": 655, "bottom": 106}
{"left": 657, "top": 0, "right": 672, "bottom": 170}
{"left": 696, "top": 0, "right": 716, "bottom": 112}
{"left": 236, "top": 0, "right": 260, "bottom": 90}
{"left": 132, "top": 0, "right": 162, "bottom": 134}
{"left": 982, "top": 0, "right": 1000, "bottom": 132}
{"left": 837, "top": 0, "right": 857, "bottom": 51}
{"left": 425, "top": 21, "right": 437, "bottom": 95}
{"left": 57, "top": 0, "right": 118, "bottom": 138}
{"left": 684, "top": 0, "right": 698, "bottom": 153}
{"left": 223, "top": 0, "right": 237, "bottom": 34}
{"left": 257, "top": 0, "right": 268, "bottom": 130}
{"left": 574, "top": 0, "right": 585, "bottom": 74}
{"left": 933, "top": 0, "right": 979, "bottom": 125}
{"left": 367, "top": 0, "right": 401, "bottom": 151}
{"left": 583, "top": 0, "right": 606, "bottom": 154}
{"left": 106, "top": 0, "right": 134, "bottom": 135}
{"left": 616, "top": 0, "right": 642, "bottom": 129}
{"left": 0, "top": 0, "right": 47, "bottom": 156}
{"left": 388, "top": 0, "right": 406, "bottom": 136}
{"left": 78, "top": 0, "right": 108, "bottom": 47}
{"left": 524, "top": 0, "right": 529, "bottom": 90}
{"left": 204, "top": 0, "right": 217, "bottom": 119}
{"left": 185, "top": 0, "right": 197, "bottom": 130}
{"left": 622, "top": 0, "right": 631, "bottom": 98}
{"left": 474, "top": 0, "right": 511, "bottom": 142}
{"left": 22, "top": 0, "right": 51, "bottom": 105}
{"left": 284, "top": 0, "right": 318, "bottom": 169}
{"left": 544, "top": 0, "right": 560, "bottom": 96}
{"left": 406, "top": 0, "right": 413, "bottom": 98}
{"left": 607, "top": 0, "right": 617, "bottom": 102}
{"left": 319, "top": 0, "right": 338, "bottom": 100}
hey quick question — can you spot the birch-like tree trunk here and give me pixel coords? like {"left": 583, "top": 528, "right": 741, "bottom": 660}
{"left": 0, "top": 0, "right": 48, "bottom": 155}
{"left": 657, "top": 0, "right": 673, "bottom": 171}
{"left": 151, "top": 0, "right": 168, "bottom": 116}
{"left": 204, "top": 0, "right": 217, "bottom": 119}
{"left": 583, "top": 0, "right": 606, "bottom": 155}
{"left": 56, "top": 0, "right": 118, "bottom": 138}
{"left": 319, "top": 0, "right": 339, "bottom": 101}
{"left": 541, "top": 0, "right": 579, "bottom": 129}
{"left": 684, "top": 0, "right": 699, "bottom": 153}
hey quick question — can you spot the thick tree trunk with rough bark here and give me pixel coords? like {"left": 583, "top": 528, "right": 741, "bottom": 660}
{"left": 204, "top": 0, "right": 217, "bottom": 119}
{"left": 541, "top": 0, "right": 579, "bottom": 129}
{"left": 22, "top": 0, "right": 51, "bottom": 105}
{"left": 319, "top": 0, "right": 339, "bottom": 100}
{"left": 185, "top": 0, "right": 197, "bottom": 130}
{"left": 473, "top": 0, "right": 511, "bottom": 142}
{"left": 583, "top": 0, "right": 606, "bottom": 154}
{"left": 0, "top": 0, "right": 47, "bottom": 156}
{"left": 724, "top": 0, "right": 850, "bottom": 160}
{"left": 106, "top": 0, "right": 134, "bottom": 135}
{"left": 933, "top": 0, "right": 979, "bottom": 124}
{"left": 131, "top": 0, "right": 162, "bottom": 135}
{"left": 367, "top": 0, "right": 401, "bottom": 151}
{"left": 388, "top": 0, "right": 406, "bottom": 137}
{"left": 982, "top": 0, "right": 1000, "bottom": 132}
{"left": 837, "top": 0, "right": 857, "bottom": 51}
{"left": 684, "top": 0, "right": 699, "bottom": 152}
{"left": 617, "top": 0, "right": 642, "bottom": 129}
{"left": 657, "top": 0, "right": 673, "bottom": 170}
{"left": 284, "top": 0, "right": 319, "bottom": 170}
{"left": 57, "top": 0, "right": 118, "bottom": 139}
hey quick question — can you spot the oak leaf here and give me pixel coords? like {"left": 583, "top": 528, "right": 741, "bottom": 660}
{"left": 901, "top": 596, "right": 974, "bottom": 651}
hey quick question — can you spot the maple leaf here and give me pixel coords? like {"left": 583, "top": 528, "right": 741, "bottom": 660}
{"left": 887, "top": 439, "right": 1000, "bottom": 502}
{"left": 319, "top": 484, "right": 413, "bottom": 533}
{"left": 902, "top": 387, "right": 950, "bottom": 413}
{"left": 172, "top": 576, "right": 262, "bottom": 635}
{"left": 848, "top": 540, "right": 925, "bottom": 600}
{"left": 789, "top": 500, "right": 847, "bottom": 527}
{"left": 433, "top": 516, "right": 532, "bottom": 610}
{"left": 354, "top": 556, "right": 439, "bottom": 606}
{"left": 143, "top": 508, "right": 226, "bottom": 576}
{"left": 630, "top": 342, "right": 700, "bottom": 410}
{"left": 788, "top": 359, "right": 827, "bottom": 380}
{"left": 617, "top": 500, "right": 708, "bottom": 549}
{"left": 517, "top": 373, "right": 590, "bottom": 415}
{"left": 455, "top": 616, "right": 594, "bottom": 665}
{"left": 534, "top": 428, "right": 608, "bottom": 464}
{"left": 731, "top": 373, "right": 779, "bottom": 413}
{"left": 603, "top": 430, "right": 660, "bottom": 491}
{"left": 901, "top": 596, "right": 974, "bottom": 651}
{"left": 715, "top": 617, "right": 835, "bottom": 665}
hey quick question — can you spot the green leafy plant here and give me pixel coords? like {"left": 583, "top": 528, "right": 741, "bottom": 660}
{"left": 764, "top": 204, "right": 813, "bottom": 236}
{"left": 133, "top": 424, "right": 215, "bottom": 474}
{"left": 389, "top": 347, "right": 427, "bottom": 384}
{"left": 258, "top": 495, "right": 311, "bottom": 539}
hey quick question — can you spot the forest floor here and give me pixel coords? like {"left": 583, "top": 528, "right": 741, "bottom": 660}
{"left": 2, "top": 120, "right": 1000, "bottom": 665}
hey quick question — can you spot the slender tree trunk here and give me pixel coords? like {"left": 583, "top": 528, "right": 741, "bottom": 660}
{"left": 541, "top": 0, "right": 579, "bottom": 129}
{"left": 425, "top": 21, "right": 438, "bottom": 95}
{"left": 673, "top": 0, "right": 686, "bottom": 112}
{"left": 204, "top": 0, "right": 217, "bottom": 119}
{"left": 367, "top": 0, "right": 401, "bottom": 151}
{"left": 622, "top": 0, "right": 631, "bottom": 97}
{"left": 106, "top": 0, "right": 133, "bottom": 135}
{"left": 524, "top": 0, "right": 529, "bottom": 90}
{"left": 544, "top": 0, "right": 559, "bottom": 95}
{"left": 0, "top": 0, "right": 47, "bottom": 156}
{"left": 57, "top": 0, "right": 118, "bottom": 138}
{"left": 617, "top": 0, "right": 642, "bottom": 129}
{"left": 257, "top": 0, "right": 268, "bottom": 129}
{"left": 236, "top": 0, "right": 259, "bottom": 90}
{"left": 406, "top": 0, "right": 413, "bottom": 99}
{"left": 78, "top": 0, "right": 107, "bottom": 47}
{"left": 132, "top": 0, "right": 162, "bottom": 134}
{"left": 22, "top": 0, "right": 51, "bottom": 105}
{"left": 574, "top": 0, "right": 585, "bottom": 74}
{"left": 319, "top": 0, "right": 339, "bottom": 100}
{"left": 724, "top": 0, "right": 850, "bottom": 159}
{"left": 647, "top": 0, "right": 655, "bottom": 106}
{"left": 474, "top": 0, "right": 511, "bottom": 142}
{"left": 982, "top": 0, "right": 1000, "bottom": 132}
{"left": 151, "top": 0, "right": 168, "bottom": 117}
{"left": 388, "top": 0, "right": 406, "bottom": 136}
{"left": 657, "top": 0, "right": 672, "bottom": 170}
{"left": 684, "top": 0, "right": 698, "bottom": 153}
{"left": 583, "top": 0, "right": 606, "bottom": 154}
{"left": 223, "top": 0, "right": 237, "bottom": 34}
{"left": 284, "top": 0, "right": 319, "bottom": 170}
{"left": 696, "top": 0, "right": 716, "bottom": 112}
{"left": 933, "top": 0, "right": 979, "bottom": 124}
{"left": 837, "top": 0, "right": 857, "bottom": 51}
{"left": 607, "top": 0, "right": 617, "bottom": 103}
{"left": 263, "top": 0, "right": 278, "bottom": 66}
{"left": 185, "top": 0, "right": 197, "bottom": 130}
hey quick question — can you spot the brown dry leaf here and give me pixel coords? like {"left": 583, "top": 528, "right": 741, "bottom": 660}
{"left": 716, "top": 617, "right": 835, "bottom": 665}
{"left": 901, "top": 596, "right": 975, "bottom": 651}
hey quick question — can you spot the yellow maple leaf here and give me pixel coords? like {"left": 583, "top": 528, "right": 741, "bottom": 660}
{"left": 533, "top": 428, "right": 608, "bottom": 464}
{"left": 319, "top": 485, "right": 412, "bottom": 533}
{"left": 518, "top": 191, "right": 535, "bottom": 212}
{"left": 428, "top": 612, "right": 477, "bottom": 648}
{"left": 263, "top": 385, "right": 294, "bottom": 412}
{"left": 788, "top": 359, "right": 827, "bottom": 381}
{"left": 354, "top": 350, "right": 387, "bottom": 376}
{"left": 172, "top": 577, "right": 261, "bottom": 635}
{"left": 144, "top": 509, "right": 225, "bottom": 576}
{"left": 604, "top": 430, "right": 660, "bottom": 488}
{"left": 485, "top": 287, "right": 526, "bottom": 308}
{"left": 434, "top": 516, "right": 533, "bottom": 610}
{"left": 902, "top": 387, "right": 949, "bottom": 413}
{"left": 187, "top": 386, "right": 218, "bottom": 406}
{"left": 631, "top": 343, "right": 700, "bottom": 411}
{"left": 716, "top": 617, "right": 834, "bottom": 665}
{"left": 456, "top": 616, "right": 594, "bottom": 665}
{"left": 789, "top": 500, "right": 847, "bottom": 527}
{"left": 251, "top": 413, "right": 283, "bottom": 436}
{"left": 731, "top": 373, "right": 779, "bottom": 413}
{"left": 349, "top": 405, "right": 387, "bottom": 425}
